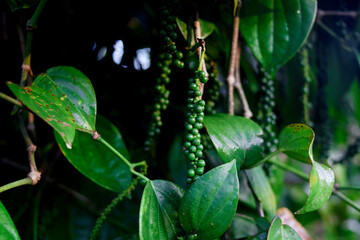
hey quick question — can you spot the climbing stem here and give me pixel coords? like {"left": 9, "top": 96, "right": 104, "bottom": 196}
{"left": 96, "top": 136, "right": 150, "bottom": 182}
{"left": 268, "top": 158, "right": 309, "bottom": 180}
{"left": 332, "top": 190, "right": 360, "bottom": 212}
{"left": 244, "top": 150, "right": 280, "bottom": 169}
{"left": 0, "top": 178, "right": 33, "bottom": 193}
{"left": 197, "top": 46, "right": 206, "bottom": 71}
{"left": 0, "top": 92, "right": 23, "bottom": 107}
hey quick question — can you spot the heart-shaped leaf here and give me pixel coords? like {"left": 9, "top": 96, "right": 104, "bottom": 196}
{"left": 204, "top": 113, "right": 264, "bottom": 169}
{"left": 7, "top": 66, "right": 97, "bottom": 148}
{"left": 240, "top": 0, "right": 317, "bottom": 73}
{"left": 277, "top": 123, "right": 335, "bottom": 214}
{"left": 179, "top": 160, "right": 239, "bottom": 239}
{"left": 139, "top": 180, "right": 184, "bottom": 240}
{"left": 0, "top": 201, "right": 20, "bottom": 240}
{"left": 245, "top": 166, "right": 277, "bottom": 220}
{"left": 176, "top": 18, "right": 216, "bottom": 47}
{"left": 267, "top": 216, "right": 302, "bottom": 240}
{"left": 55, "top": 115, "right": 132, "bottom": 193}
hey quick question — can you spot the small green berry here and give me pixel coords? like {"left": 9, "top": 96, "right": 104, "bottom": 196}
{"left": 187, "top": 153, "right": 196, "bottom": 161}
{"left": 197, "top": 159, "right": 206, "bottom": 167}
{"left": 187, "top": 169, "right": 195, "bottom": 177}
{"left": 196, "top": 167, "right": 204, "bottom": 175}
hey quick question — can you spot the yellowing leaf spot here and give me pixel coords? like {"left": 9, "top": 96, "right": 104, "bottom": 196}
{"left": 78, "top": 100, "right": 82, "bottom": 105}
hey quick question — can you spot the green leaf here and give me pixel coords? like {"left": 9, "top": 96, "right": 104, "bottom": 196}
{"left": 176, "top": 18, "right": 216, "bottom": 46}
{"left": 267, "top": 216, "right": 302, "bottom": 240}
{"left": 295, "top": 161, "right": 334, "bottom": 214}
{"left": 231, "top": 214, "right": 270, "bottom": 239}
{"left": 245, "top": 166, "right": 277, "bottom": 220}
{"left": 0, "top": 201, "right": 21, "bottom": 240}
{"left": 277, "top": 123, "right": 335, "bottom": 214}
{"left": 139, "top": 180, "right": 184, "bottom": 240}
{"left": 179, "top": 160, "right": 239, "bottom": 239}
{"left": 7, "top": 66, "right": 97, "bottom": 148}
{"left": 7, "top": 81, "right": 77, "bottom": 149}
{"left": 240, "top": 0, "right": 317, "bottom": 73}
{"left": 55, "top": 115, "right": 132, "bottom": 193}
{"left": 33, "top": 66, "right": 97, "bottom": 132}
{"left": 204, "top": 113, "right": 264, "bottom": 169}
{"left": 278, "top": 123, "right": 314, "bottom": 164}
{"left": 6, "top": 0, "right": 38, "bottom": 11}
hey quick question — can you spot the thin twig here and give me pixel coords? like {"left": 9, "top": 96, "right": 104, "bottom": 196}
{"left": 332, "top": 190, "right": 360, "bottom": 212}
{"left": 317, "top": 9, "right": 358, "bottom": 22}
{"left": 226, "top": 0, "right": 241, "bottom": 115}
{"left": 0, "top": 92, "right": 23, "bottom": 107}
{"left": 18, "top": 113, "right": 41, "bottom": 185}
{"left": 234, "top": 44, "right": 253, "bottom": 118}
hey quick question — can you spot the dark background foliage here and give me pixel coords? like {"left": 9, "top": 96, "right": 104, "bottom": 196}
{"left": 1, "top": 0, "right": 360, "bottom": 239}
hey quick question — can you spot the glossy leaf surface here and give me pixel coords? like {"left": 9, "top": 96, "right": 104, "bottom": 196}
{"left": 245, "top": 166, "right": 276, "bottom": 220}
{"left": 33, "top": 66, "right": 97, "bottom": 132}
{"left": 240, "top": 0, "right": 317, "bottom": 72}
{"left": 55, "top": 115, "right": 132, "bottom": 193}
{"left": 277, "top": 123, "right": 335, "bottom": 214}
{"left": 179, "top": 160, "right": 239, "bottom": 239}
{"left": 7, "top": 66, "right": 97, "bottom": 148}
{"left": 204, "top": 113, "right": 264, "bottom": 168}
{"left": 295, "top": 161, "right": 334, "bottom": 214}
{"left": 139, "top": 180, "right": 184, "bottom": 240}
{"left": 267, "top": 216, "right": 302, "bottom": 240}
{"left": 0, "top": 201, "right": 20, "bottom": 240}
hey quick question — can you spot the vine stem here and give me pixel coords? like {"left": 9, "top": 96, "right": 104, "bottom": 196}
{"left": 227, "top": 0, "right": 241, "bottom": 115}
{"left": 0, "top": 178, "right": 33, "bottom": 193}
{"left": 0, "top": 0, "right": 48, "bottom": 195}
{"left": 194, "top": 10, "right": 208, "bottom": 98}
{"left": 332, "top": 191, "right": 360, "bottom": 212}
{"left": 0, "top": 92, "right": 23, "bottom": 107}
{"left": 268, "top": 158, "right": 309, "bottom": 180}
{"left": 96, "top": 136, "right": 150, "bottom": 182}
{"left": 20, "top": 0, "right": 48, "bottom": 86}
{"left": 234, "top": 45, "right": 252, "bottom": 118}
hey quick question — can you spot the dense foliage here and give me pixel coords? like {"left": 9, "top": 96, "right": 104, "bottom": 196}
{"left": 0, "top": 0, "right": 360, "bottom": 239}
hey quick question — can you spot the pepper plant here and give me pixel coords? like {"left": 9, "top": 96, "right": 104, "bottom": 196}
{"left": 1, "top": 0, "right": 360, "bottom": 239}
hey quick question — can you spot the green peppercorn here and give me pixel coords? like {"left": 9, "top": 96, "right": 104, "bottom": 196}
{"left": 187, "top": 169, "right": 195, "bottom": 177}
{"left": 196, "top": 167, "right": 204, "bottom": 175}
{"left": 197, "top": 159, "right": 206, "bottom": 167}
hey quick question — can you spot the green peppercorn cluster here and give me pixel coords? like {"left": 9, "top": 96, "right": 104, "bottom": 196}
{"left": 257, "top": 69, "right": 277, "bottom": 153}
{"left": 183, "top": 70, "right": 208, "bottom": 184}
{"left": 144, "top": 7, "right": 184, "bottom": 151}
